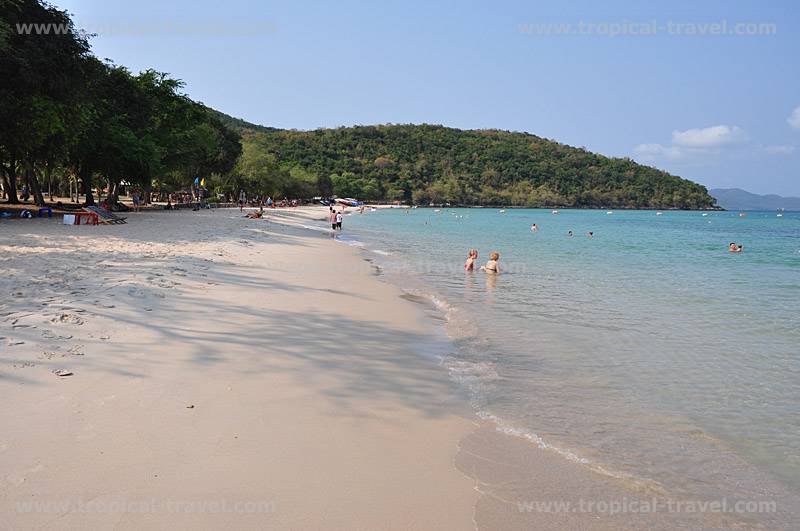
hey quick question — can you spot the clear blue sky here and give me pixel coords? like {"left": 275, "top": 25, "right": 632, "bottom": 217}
{"left": 59, "top": 0, "right": 800, "bottom": 195}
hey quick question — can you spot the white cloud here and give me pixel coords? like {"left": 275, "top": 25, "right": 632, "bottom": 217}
{"left": 764, "top": 144, "right": 795, "bottom": 155}
{"left": 671, "top": 125, "right": 747, "bottom": 148}
{"left": 789, "top": 106, "right": 800, "bottom": 129}
{"left": 633, "top": 143, "right": 684, "bottom": 161}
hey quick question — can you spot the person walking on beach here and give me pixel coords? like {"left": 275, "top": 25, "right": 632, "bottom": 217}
{"left": 336, "top": 211, "right": 344, "bottom": 231}
{"left": 131, "top": 189, "right": 141, "bottom": 212}
{"left": 465, "top": 249, "right": 478, "bottom": 271}
{"left": 330, "top": 209, "right": 338, "bottom": 231}
{"left": 239, "top": 190, "right": 246, "bottom": 211}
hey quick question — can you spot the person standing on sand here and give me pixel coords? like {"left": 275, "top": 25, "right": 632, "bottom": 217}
{"left": 132, "top": 189, "right": 141, "bottom": 212}
{"left": 336, "top": 211, "right": 343, "bottom": 231}
{"left": 330, "top": 209, "right": 338, "bottom": 231}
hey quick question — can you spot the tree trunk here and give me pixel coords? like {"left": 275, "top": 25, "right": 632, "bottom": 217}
{"left": 25, "top": 158, "right": 46, "bottom": 207}
{"left": 144, "top": 179, "right": 153, "bottom": 205}
{"left": 1, "top": 164, "right": 9, "bottom": 200}
{"left": 4, "top": 154, "right": 19, "bottom": 203}
{"left": 46, "top": 160, "right": 53, "bottom": 202}
{"left": 108, "top": 181, "right": 119, "bottom": 205}
{"left": 80, "top": 165, "right": 94, "bottom": 206}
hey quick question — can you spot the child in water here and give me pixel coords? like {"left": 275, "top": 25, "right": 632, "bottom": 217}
{"left": 480, "top": 252, "right": 501, "bottom": 274}
{"left": 464, "top": 249, "right": 478, "bottom": 271}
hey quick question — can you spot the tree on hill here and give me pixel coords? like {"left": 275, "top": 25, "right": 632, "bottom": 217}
{"left": 223, "top": 123, "right": 715, "bottom": 209}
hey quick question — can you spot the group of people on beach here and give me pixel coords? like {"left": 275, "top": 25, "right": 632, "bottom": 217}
{"left": 329, "top": 207, "right": 344, "bottom": 231}
{"left": 464, "top": 249, "right": 500, "bottom": 274}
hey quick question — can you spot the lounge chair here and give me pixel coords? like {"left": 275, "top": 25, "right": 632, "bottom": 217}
{"left": 83, "top": 205, "right": 127, "bottom": 224}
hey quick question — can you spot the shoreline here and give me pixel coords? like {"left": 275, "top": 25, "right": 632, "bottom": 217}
{"left": 321, "top": 207, "right": 799, "bottom": 530}
{"left": 1, "top": 207, "right": 795, "bottom": 529}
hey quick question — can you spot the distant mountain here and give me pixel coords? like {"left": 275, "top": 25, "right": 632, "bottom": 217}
{"left": 710, "top": 188, "right": 800, "bottom": 211}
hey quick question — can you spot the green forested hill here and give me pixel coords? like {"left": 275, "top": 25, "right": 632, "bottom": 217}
{"left": 218, "top": 114, "right": 714, "bottom": 209}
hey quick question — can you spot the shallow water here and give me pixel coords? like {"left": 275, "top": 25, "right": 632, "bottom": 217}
{"left": 340, "top": 208, "right": 800, "bottom": 518}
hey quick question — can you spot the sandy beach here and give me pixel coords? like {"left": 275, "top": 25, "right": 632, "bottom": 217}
{"left": 2, "top": 207, "right": 793, "bottom": 530}
{"left": 1, "top": 207, "right": 481, "bottom": 529}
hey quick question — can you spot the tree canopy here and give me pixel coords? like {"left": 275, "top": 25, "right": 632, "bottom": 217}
{"left": 217, "top": 117, "right": 715, "bottom": 209}
{"left": 0, "top": 0, "right": 241, "bottom": 206}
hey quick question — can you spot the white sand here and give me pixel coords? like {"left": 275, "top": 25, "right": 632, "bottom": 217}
{"left": 0, "top": 208, "right": 478, "bottom": 529}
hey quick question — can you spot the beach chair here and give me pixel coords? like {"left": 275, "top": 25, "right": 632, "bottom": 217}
{"left": 84, "top": 206, "right": 127, "bottom": 224}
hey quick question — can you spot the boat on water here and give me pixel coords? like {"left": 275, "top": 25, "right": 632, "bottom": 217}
{"left": 336, "top": 198, "right": 364, "bottom": 207}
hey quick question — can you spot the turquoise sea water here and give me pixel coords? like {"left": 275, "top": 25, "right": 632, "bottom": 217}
{"left": 341, "top": 208, "right": 800, "bottom": 512}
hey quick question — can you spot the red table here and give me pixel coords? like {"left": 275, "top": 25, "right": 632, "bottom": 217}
{"left": 74, "top": 212, "right": 99, "bottom": 225}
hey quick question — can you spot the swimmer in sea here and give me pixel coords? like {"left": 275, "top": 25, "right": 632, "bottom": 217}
{"left": 568, "top": 230, "right": 574, "bottom": 237}
{"left": 464, "top": 249, "right": 478, "bottom": 271}
{"left": 531, "top": 224, "right": 538, "bottom": 232}
{"left": 480, "top": 252, "right": 500, "bottom": 274}
{"left": 587, "top": 231, "right": 593, "bottom": 238}
{"left": 729, "top": 242, "right": 743, "bottom": 253}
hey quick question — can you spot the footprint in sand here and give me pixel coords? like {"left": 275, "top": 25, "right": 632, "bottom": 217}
{"left": 127, "top": 287, "right": 146, "bottom": 298}
{"left": 41, "top": 330, "right": 73, "bottom": 341}
{"left": 12, "top": 361, "right": 35, "bottom": 368}
{"left": 68, "top": 344, "right": 84, "bottom": 356}
{"left": 5, "top": 463, "right": 44, "bottom": 486}
{"left": 6, "top": 339, "right": 25, "bottom": 347}
{"left": 50, "top": 313, "right": 85, "bottom": 326}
